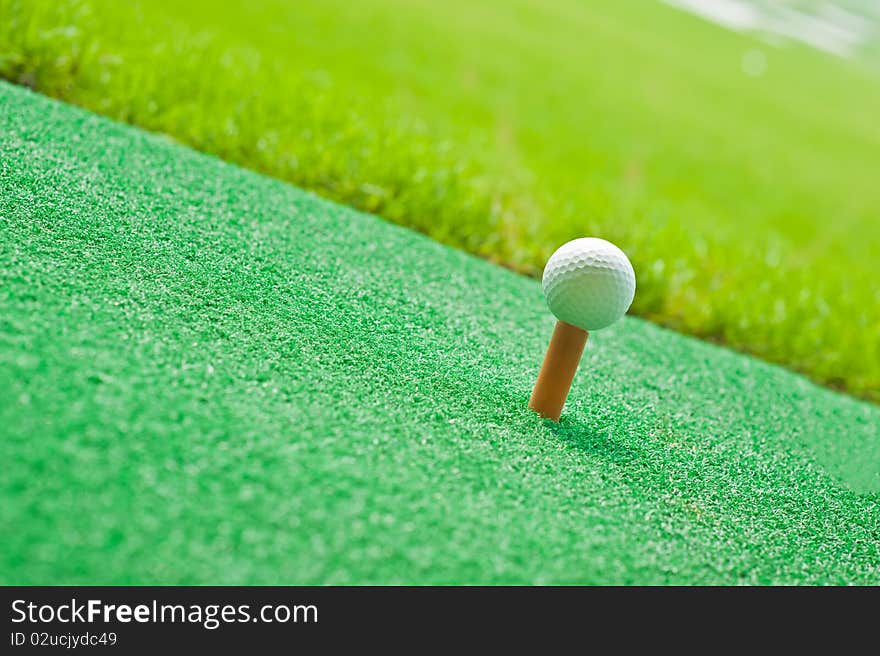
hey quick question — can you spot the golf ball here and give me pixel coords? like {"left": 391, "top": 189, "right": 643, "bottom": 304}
{"left": 542, "top": 237, "right": 636, "bottom": 331}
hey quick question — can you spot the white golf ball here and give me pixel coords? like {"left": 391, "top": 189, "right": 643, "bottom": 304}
{"left": 542, "top": 238, "right": 636, "bottom": 331}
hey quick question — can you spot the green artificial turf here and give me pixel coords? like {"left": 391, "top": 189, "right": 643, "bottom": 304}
{"left": 2, "top": 83, "right": 879, "bottom": 585}
{"left": 2, "top": 0, "right": 879, "bottom": 402}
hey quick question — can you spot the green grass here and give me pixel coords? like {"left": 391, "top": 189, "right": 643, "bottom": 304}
{"left": 2, "top": 83, "right": 879, "bottom": 584}
{"left": 1, "top": 0, "right": 879, "bottom": 402}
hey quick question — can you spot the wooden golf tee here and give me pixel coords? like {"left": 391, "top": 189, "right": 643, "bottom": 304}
{"left": 529, "top": 320, "right": 588, "bottom": 421}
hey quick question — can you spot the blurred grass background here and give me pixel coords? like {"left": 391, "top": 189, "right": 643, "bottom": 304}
{"left": 2, "top": 0, "right": 878, "bottom": 400}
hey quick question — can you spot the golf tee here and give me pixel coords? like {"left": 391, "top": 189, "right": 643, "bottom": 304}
{"left": 528, "top": 320, "right": 588, "bottom": 422}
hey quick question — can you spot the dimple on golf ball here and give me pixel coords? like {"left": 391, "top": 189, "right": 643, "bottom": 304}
{"left": 542, "top": 237, "right": 636, "bottom": 331}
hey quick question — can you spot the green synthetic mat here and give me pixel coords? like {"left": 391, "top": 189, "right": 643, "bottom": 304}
{"left": 1, "top": 83, "right": 878, "bottom": 584}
